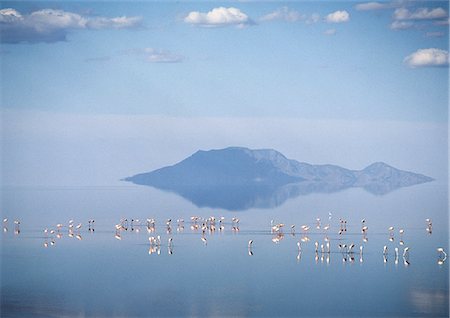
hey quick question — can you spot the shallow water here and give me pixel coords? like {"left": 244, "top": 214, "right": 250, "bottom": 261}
{"left": 1, "top": 181, "right": 448, "bottom": 317}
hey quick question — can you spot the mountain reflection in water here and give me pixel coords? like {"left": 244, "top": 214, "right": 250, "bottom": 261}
{"left": 141, "top": 180, "right": 426, "bottom": 211}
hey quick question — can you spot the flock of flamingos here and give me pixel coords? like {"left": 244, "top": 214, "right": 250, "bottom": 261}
{"left": 2, "top": 214, "right": 448, "bottom": 265}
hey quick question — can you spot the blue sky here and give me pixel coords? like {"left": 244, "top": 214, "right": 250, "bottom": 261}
{"left": 1, "top": 1, "right": 449, "bottom": 186}
{"left": 1, "top": 1, "right": 448, "bottom": 121}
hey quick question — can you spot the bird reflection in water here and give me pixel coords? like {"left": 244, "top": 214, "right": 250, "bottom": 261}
{"left": 359, "top": 245, "right": 364, "bottom": 263}
{"left": 272, "top": 233, "right": 284, "bottom": 244}
{"left": 437, "top": 248, "right": 447, "bottom": 265}
{"left": 316, "top": 217, "right": 321, "bottom": 230}
{"left": 166, "top": 219, "right": 172, "bottom": 234}
{"left": 426, "top": 219, "right": 433, "bottom": 234}
{"left": 231, "top": 217, "right": 240, "bottom": 233}
{"left": 361, "top": 219, "right": 368, "bottom": 243}
{"left": 88, "top": 220, "right": 95, "bottom": 232}
{"left": 146, "top": 218, "right": 156, "bottom": 233}
{"left": 403, "top": 247, "right": 410, "bottom": 266}
{"left": 388, "top": 226, "right": 395, "bottom": 242}
{"left": 163, "top": 237, "right": 174, "bottom": 255}
{"left": 3, "top": 218, "right": 9, "bottom": 233}
{"left": 129, "top": 219, "right": 141, "bottom": 233}
{"left": 14, "top": 220, "right": 20, "bottom": 235}
{"left": 177, "top": 219, "right": 184, "bottom": 232}
{"left": 301, "top": 225, "right": 309, "bottom": 236}
{"left": 148, "top": 235, "right": 162, "bottom": 255}
{"left": 296, "top": 241, "right": 302, "bottom": 263}
{"left": 296, "top": 251, "right": 302, "bottom": 263}
{"left": 219, "top": 216, "right": 225, "bottom": 232}
{"left": 398, "top": 229, "right": 404, "bottom": 245}
{"left": 148, "top": 245, "right": 160, "bottom": 255}
{"left": 323, "top": 224, "right": 330, "bottom": 242}
{"left": 32, "top": 214, "right": 447, "bottom": 272}
{"left": 338, "top": 219, "right": 347, "bottom": 235}
{"left": 248, "top": 240, "right": 253, "bottom": 256}
{"left": 338, "top": 243, "right": 357, "bottom": 264}
{"left": 56, "top": 224, "right": 63, "bottom": 239}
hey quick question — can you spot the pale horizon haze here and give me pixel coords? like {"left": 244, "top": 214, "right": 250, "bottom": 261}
{"left": 1, "top": 0, "right": 448, "bottom": 187}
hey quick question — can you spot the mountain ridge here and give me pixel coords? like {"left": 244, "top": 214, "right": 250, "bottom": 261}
{"left": 124, "top": 147, "right": 433, "bottom": 191}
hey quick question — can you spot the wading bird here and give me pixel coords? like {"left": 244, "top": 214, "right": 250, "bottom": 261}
{"left": 426, "top": 219, "right": 432, "bottom": 234}
{"left": 403, "top": 247, "right": 410, "bottom": 258}
{"left": 359, "top": 245, "right": 364, "bottom": 263}
{"left": 437, "top": 247, "right": 447, "bottom": 265}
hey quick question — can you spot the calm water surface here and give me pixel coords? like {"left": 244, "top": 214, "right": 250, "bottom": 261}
{"left": 1, "top": 181, "right": 448, "bottom": 317}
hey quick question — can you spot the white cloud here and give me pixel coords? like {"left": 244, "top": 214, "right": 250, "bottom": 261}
{"left": 388, "top": 7, "right": 448, "bottom": 31}
{"left": 0, "top": 8, "right": 142, "bottom": 43}
{"left": 394, "top": 7, "right": 448, "bottom": 20}
{"left": 325, "top": 10, "right": 350, "bottom": 23}
{"left": 390, "top": 20, "right": 414, "bottom": 30}
{"left": 260, "top": 7, "right": 303, "bottom": 22}
{"left": 425, "top": 31, "right": 444, "bottom": 38}
{"left": 306, "top": 13, "right": 321, "bottom": 24}
{"left": 355, "top": 2, "right": 393, "bottom": 11}
{"left": 323, "top": 28, "right": 337, "bottom": 35}
{"left": 144, "top": 48, "right": 183, "bottom": 63}
{"left": 355, "top": 0, "right": 416, "bottom": 11}
{"left": 184, "top": 7, "right": 251, "bottom": 27}
{"left": 86, "top": 16, "right": 143, "bottom": 29}
{"left": 404, "top": 48, "right": 449, "bottom": 68}
{"left": 0, "top": 8, "right": 23, "bottom": 22}
{"left": 127, "top": 48, "right": 183, "bottom": 63}
{"left": 259, "top": 8, "right": 321, "bottom": 25}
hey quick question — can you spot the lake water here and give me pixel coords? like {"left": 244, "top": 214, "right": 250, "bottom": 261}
{"left": 1, "top": 180, "right": 448, "bottom": 317}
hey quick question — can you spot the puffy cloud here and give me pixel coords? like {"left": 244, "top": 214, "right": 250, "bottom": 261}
{"left": 325, "top": 10, "right": 350, "bottom": 23}
{"left": 0, "top": 8, "right": 142, "bottom": 43}
{"left": 390, "top": 20, "right": 414, "bottom": 30}
{"left": 184, "top": 7, "right": 251, "bottom": 27}
{"left": 404, "top": 48, "right": 449, "bottom": 68}
{"left": 260, "top": 7, "right": 303, "bottom": 22}
{"left": 323, "top": 28, "right": 337, "bottom": 35}
{"left": 127, "top": 48, "right": 183, "bottom": 63}
{"left": 0, "top": 8, "right": 23, "bottom": 22}
{"left": 394, "top": 7, "right": 448, "bottom": 20}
